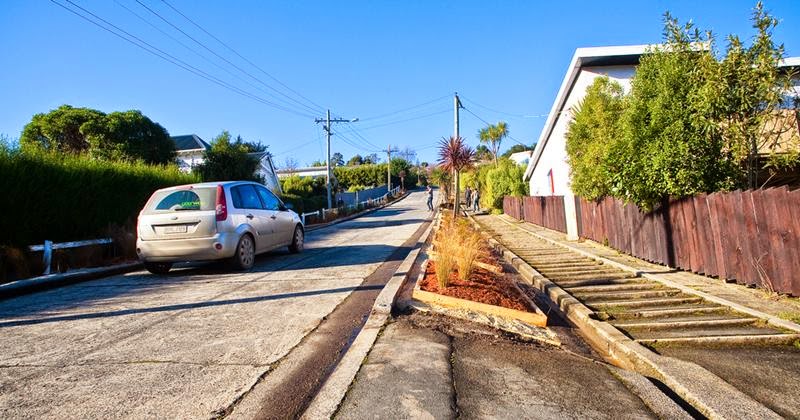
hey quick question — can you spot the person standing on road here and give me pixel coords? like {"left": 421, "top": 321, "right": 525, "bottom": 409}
{"left": 426, "top": 185, "right": 434, "bottom": 211}
{"left": 464, "top": 187, "right": 472, "bottom": 210}
{"left": 473, "top": 188, "right": 480, "bottom": 212}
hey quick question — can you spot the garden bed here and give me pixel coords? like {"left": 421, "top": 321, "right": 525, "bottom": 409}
{"left": 410, "top": 213, "right": 550, "bottom": 333}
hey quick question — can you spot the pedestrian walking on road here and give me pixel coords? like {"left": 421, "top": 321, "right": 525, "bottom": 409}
{"left": 472, "top": 188, "right": 480, "bottom": 212}
{"left": 426, "top": 185, "right": 434, "bottom": 211}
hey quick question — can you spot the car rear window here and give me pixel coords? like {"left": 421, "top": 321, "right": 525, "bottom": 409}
{"left": 143, "top": 188, "right": 216, "bottom": 213}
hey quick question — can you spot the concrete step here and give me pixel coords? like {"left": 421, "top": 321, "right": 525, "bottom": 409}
{"left": 530, "top": 261, "right": 604, "bottom": 270}
{"left": 564, "top": 283, "right": 665, "bottom": 293}
{"left": 546, "top": 272, "right": 639, "bottom": 282}
{"left": 608, "top": 304, "right": 731, "bottom": 320}
{"left": 589, "top": 296, "right": 704, "bottom": 310}
{"left": 613, "top": 317, "right": 760, "bottom": 331}
{"left": 523, "top": 256, "right": 596, "bottom": 265}
{"left": 631, "top": 325, "right": 788, "bottom": 340}
{"left": 636, "top": 333, "right": 800, "bottom": 347}
{"left": 576, "top": 289, "right": 682, "bottom": 302}
{"left": 555, "top": 277, "right": 647, "bottom": 289}
{"left": 536, "top": 267, "right": 624, "bottom": 277}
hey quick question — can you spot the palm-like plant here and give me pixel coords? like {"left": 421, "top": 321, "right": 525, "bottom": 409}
{"left": 478, "top": 121, "right": 509, "bottom": 165}
{"left": 438, "top": 136, "right": 475, "bottom": 217}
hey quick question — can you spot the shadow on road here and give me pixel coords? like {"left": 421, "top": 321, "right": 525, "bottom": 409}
{"left": 0, "top": 284, "right": 385, "bottom": 328}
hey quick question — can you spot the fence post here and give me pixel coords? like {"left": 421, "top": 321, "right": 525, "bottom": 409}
{"left": 42, "top": 240, "right": 53, "bottom": 275}
{"left": 564, "top": 192, "right": 579, "bottom": 241}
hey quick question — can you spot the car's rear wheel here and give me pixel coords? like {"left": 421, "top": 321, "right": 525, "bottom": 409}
{"left": 144, "top": 262, "right": 172, "bottom": 275}
{"left": 289, "top": 225, "right": 304, "bottom": 254}
{"left": 231, "top": 234, "right": 255, "bottom": 270}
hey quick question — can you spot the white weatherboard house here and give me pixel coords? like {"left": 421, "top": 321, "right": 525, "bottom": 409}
{"left": 172, "top": 134, "right": 211, "bottom": 172}
{"left": 522, "top": 45, "right": 800, "bottom": 240}
{"left": 523, "top": 44, "right": 646, "bottom": 197}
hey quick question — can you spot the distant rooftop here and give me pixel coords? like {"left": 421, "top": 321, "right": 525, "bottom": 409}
{"left": 171, "top": 134, "right": 210, "bottom": 152}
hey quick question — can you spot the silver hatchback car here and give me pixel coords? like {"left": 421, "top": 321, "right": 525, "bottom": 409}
{"left": 136, "top": 181, "right": 304, "bottom": 274}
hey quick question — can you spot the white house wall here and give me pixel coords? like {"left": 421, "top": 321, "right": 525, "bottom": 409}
{"left": 529, "top": 65, "right": 636, "bottom": 196}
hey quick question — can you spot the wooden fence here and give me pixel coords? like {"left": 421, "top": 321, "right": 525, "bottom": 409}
{"left": 503, "top": 195, "right": 567, "bottom": 233}
{"left": 576, "top": 187, "right": 800, "bottom": 296}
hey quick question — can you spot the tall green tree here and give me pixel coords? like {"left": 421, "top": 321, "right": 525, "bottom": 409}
{"left": 197, "top": 131, "right": 262, "bottom": 182}
{"left": 347, "top": 154, "right": 364, "bottom": 166}
{"left": 565, "top": 76, "right": 626, "bottom": 201}
{"left": 20, "top": 105, "right": 175, "bottom": 164}
{"left": 20, "top": 105, "right": 105, "bottom": 153}
{"left": 331, "top": 152, "right": 345, "bottom": 167}
{"left": 82, "top": 110, "right": 175, "bottom": 164}
{"left": 478, "top": 121, "right": 509, "bottom": 165}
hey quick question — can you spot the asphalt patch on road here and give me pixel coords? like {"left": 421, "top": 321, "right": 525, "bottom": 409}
{"left": 238, "top": 220, "right": 431, "bottom": 420}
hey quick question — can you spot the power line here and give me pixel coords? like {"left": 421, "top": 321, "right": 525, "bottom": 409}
{"left": 114, "top": 0, "right": 306, "bottom": 113}
{"left": 134, "top": 0, "right": 321, "bottom": 116}
{"left": 461, "top": 96, "right": 550, "bottom": 119}
{"left": 358, "top": 94, "right": 451, "bottom": 122}
{"left": 160, "top": 0, "right": 325, "bottom": 113}
{"left": 461, "top": 106, "right": 529, "bottom": 146}
{"left": 357, "top": 108, "right": 451, "bottom": 131}
{"left": 52, "top": 0, "right": 317, "bottom": 118}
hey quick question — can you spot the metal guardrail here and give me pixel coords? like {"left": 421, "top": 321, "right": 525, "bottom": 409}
{"left": 301, "top": 186, "right": 403, "bottom": 225}
{"left": 28, "top": 238, "right": 113, "bottom": 276}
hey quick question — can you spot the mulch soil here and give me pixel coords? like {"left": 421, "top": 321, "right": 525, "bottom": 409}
{"left": 420, "top": 251, "right": 532, "bottom": 312}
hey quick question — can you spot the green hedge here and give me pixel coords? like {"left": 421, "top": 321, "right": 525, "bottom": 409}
{"left": 0, "top": 147, "right": 198, "bottom": 246}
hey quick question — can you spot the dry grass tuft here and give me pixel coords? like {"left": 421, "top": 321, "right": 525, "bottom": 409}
{"left": 431, "top": 214, "right": 486, "bottom": 286}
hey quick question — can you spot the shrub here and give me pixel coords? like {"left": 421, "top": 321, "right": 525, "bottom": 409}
{"left": 0, "top": 146, "right": 198, "bottom": 246}
{"left": 482, "top": 159, "right": 526, "bottom": 210}
{"left": 453, "top": 219, "right": 483, "bottom": 281}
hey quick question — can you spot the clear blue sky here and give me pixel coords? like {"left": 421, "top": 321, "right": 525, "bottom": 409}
{"left": 2, "top": 0, "right": 799, "bottom": 166}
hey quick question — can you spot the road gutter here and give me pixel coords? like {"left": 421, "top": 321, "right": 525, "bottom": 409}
{"left": 0, "top": 262, "right": 142, "bottom": 301}
{"left": 468, "top": 213, "right": 782, "bottom": 420}
{"left": 301, "top": 220, "right": 435, "bottom": 419}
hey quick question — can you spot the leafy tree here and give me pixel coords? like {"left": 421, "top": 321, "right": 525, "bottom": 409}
{"left": 331, "top": 152, "right": 344, "bottom": 167}
{"left": 197, "top": 131, "right": 262, "bottom": 182}
{"left": 82, "top": 110, "right": 175, "bottom": 164}
{"left": 483, "top": 158, "right": 527, "bottom": 210}
{"left": 20, "top": 105, "right": 105, "bottom": 153}
{"left": 347, "top": 154, "right": 364, "bottom": 166}
{"left": 478, "top": 121, "right": 509, "bottom": 165}
{"left": 475, "top": 144, "right": 492, "bottom": 161}
{"left": 565, "top": 76, "right": 626, "bottom": 201}
{"left": 310, "top": 160, "right": 326, "bottom": 167}
{"left": 239, "top": 139, "right": 268, "bottom": 153}
{"left": 363, "top": 153, "right": 380, "bottom": 164}
{"left": 20, "top": 105, "right": 175, "bottom": 164}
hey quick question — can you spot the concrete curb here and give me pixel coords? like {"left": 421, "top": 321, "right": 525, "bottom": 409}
{"left": 0, "top": 262, "right": 143, "bottom": 301}
{"left": 306, "top": 192, "right": 411, "bottom": 232}
{"left": 469, "top": 214, "right": 782, "bottom": 420}
{"left": 495, "top": 214, "right": 800, "bottom": 335}
{"left": 301, "top": 219, "right": 435, "bottom": 420}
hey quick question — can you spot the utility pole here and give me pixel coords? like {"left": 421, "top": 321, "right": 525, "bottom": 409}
{"left": 453, "top": 92, "right": 462, "bottom": 212}
{"left": 387, "top": 144, "right": 392, "bottom": 193}
{"left": 315, "top": 110, "right": 358, "bottom": 209}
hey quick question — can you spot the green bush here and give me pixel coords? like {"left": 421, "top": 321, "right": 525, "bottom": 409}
{"left": 0, "top": 146, "right": 198, "bottom": 246}
{"left": 481, "top": 159, "right": 526, "bottom": 210}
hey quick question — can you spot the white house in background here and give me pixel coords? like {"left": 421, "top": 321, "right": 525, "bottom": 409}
{"left": 172, "top": 134, "right": 211, "bottom": 172}
{"left": 276, "top": 167, "right": 330, "bottom": 179}
{"left": 509, "top": 150, "right": 533, "bottom": 167}
{"left": 523, "top": 44, "right": 648, "bottom": 197}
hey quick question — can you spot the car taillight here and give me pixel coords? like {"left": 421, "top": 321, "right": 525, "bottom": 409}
{"left": 216, "top": 185, "right": 227, "bottom": 221}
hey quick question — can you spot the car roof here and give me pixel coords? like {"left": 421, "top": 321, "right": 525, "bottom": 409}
{"left": 154, "top": 181, "right": 262, "bottom": 193}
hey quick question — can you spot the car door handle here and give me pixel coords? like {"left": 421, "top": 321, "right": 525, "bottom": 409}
{"left": 270, "top": 215, "right": 277, "bottom": 220}
{"left": 246, "top": 214, "right": 254, "bottom": 219}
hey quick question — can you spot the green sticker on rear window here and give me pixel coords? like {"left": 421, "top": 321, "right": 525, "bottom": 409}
{"left": 181, "top": 201, "right": 201, "bottom": 209}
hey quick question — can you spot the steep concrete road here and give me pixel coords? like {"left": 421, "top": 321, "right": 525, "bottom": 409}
{"left": 0, "top": 191, "right": 433, "bottom": 419}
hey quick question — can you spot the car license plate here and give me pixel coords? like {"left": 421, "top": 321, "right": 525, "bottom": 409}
{"left": 164, "top": 225, "right": 188, "bottom": 234}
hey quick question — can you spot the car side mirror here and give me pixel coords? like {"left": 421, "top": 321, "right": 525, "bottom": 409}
{"left": 282, "top": 202, "right": 294, "bottom": 211}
